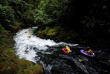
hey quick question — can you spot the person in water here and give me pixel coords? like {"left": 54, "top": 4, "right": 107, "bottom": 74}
{"left": 87, "top": 49, "right": 94, "bottom": 55}
{"left": 66, "top": 46, "right": 72, "bottom": 53}
{"left": 83, "top": 49, "right": 94, "bottom": 55}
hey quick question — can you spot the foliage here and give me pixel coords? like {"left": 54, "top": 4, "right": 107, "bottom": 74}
{"left": 0, "top": 24, "right": 7, "bottom": 33}
{"left": 0, "top": 0, "right": 41, "bottom": 31}
{"left": 34, "top": 0, "right": 69, "bottom": 25}
{"left": 0, "top": 5, "right": 15, "bottom": 25}
{"left": 34, "top": 9, "right": 53, "bottom": 25}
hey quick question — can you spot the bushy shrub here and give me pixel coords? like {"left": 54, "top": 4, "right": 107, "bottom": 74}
{"left": 0, "top": 5, "right": 15, "bottom": 30}
{"left": 0, "top": 24, "right": 6, "bottom": 33}
{"left": 34, "top": 0, "right": 69, "bottom": 25}
{"left": 0, "top": 5, "right": 14, "bottom": 24}
{"left": 34, "top": 9, "right": 53, "bottom": 25}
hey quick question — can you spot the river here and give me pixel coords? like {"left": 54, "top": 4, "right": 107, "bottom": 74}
{"left": 13, "top": 27, "right": 110, "bottom": 74}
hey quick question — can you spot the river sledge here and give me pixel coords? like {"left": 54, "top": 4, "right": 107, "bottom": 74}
{"left": 62, "top": 48, "right": 69, "bottom": 54}
{"left": 25, "top": 31, "right": 28, "bottom": 33}
{"left": 28, "top": 35, "right": 31, "bottom": 38}
{"left": 62, "top": 47, "right": 72, "bottom": 54}
{"left": 80, "top": 49, "right": 95, "bottom": 57}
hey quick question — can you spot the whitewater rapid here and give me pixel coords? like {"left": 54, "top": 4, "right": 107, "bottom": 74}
{"left": 13, "top": 27, "right": 110, "bottom": 74}
{"left": 13, "top": 27, "right": 78, "bottom": 63}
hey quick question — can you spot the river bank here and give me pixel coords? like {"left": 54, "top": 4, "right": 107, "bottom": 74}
{"left": 0, "top": 28, "right": 44, "bottom": 74}
{"left": 36, "top": 25, "right": 108, "bottom": 49}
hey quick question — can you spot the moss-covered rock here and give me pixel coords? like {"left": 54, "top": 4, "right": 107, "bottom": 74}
{"left": 9, "top": 25, "right": 22, "bottom": 32}
{"left": 36, "top": 26, "right": 79, "bottom": 43}
{"left": 19, "top": 64, "right": 44, "bottom": 74}
{"left": 37, "top": 26, "right": 58, "bottom": 39}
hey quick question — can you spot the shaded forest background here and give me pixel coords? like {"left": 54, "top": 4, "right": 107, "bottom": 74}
{"left": 0, "top": 0, "right": 109, "bottom": 48}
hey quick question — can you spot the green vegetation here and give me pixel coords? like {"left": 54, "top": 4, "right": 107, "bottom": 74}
{"left": 37, "top": 26, "right": 79, "bottom": 43}
{"left": 0, "top": 24, "right": 7, "bottom": 33}
{"left": 34, "top": 0, "right": 69, "bottom": 25}
{"left": 0, "top": 0, "right": 40, "bottom": 31}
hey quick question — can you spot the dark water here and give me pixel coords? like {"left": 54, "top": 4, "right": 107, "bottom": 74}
{"left": 14, "top": 28, "right": 110, "bottom": 74}
{"left": 35, "top": 45, "right": 110, "bottom": 74}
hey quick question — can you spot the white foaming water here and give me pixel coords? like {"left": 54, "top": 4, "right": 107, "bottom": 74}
{"left": 13, "top": 27, "right": 78, "bottom": 63}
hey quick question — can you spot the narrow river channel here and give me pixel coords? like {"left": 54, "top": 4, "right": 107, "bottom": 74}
{"left": 13, "top": 27, "right": 110, "bottom": 74}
